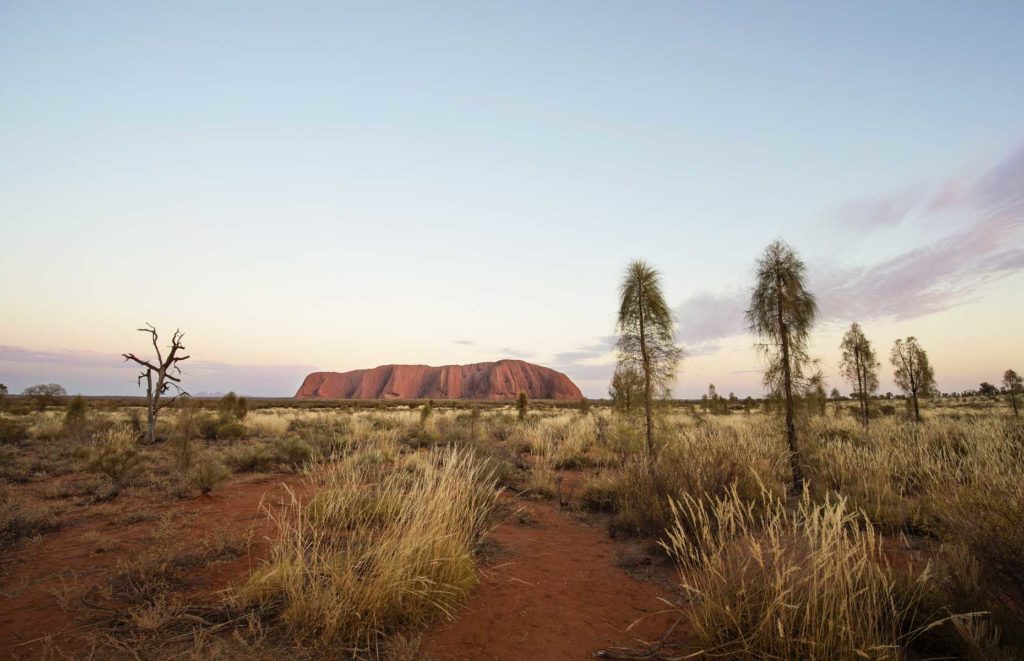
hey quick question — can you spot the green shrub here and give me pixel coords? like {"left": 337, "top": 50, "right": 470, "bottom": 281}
{"left": 219, "top": 391, "right": 248, "bottom": 421}
{"left": 222, "top": 444, "right": 277, "bottom": 473}
{"left": 579, "top": 476, "right": 618, "bottom": 512}
{"left": 0, "top": 418, "right": 29, "bottom": 445}
{"left": 189, "top": 454, "right": 231, "bottom": 495}
{"left": 274, "top": 437, "right": 313, "bottom": 468}
{"left": 87, "top": 424, "right": 142, "bottom": 487}
{"left": 216, "top": 421, "right": 246, "bottom": 440}
{"left": 197, "top": 415, "right": 221, "bottom": 440}
{"left": 517, "top": 392, "right": 529, "bottom": 421}
{"left": 63, "top": 395, "right": 88, "bottom": 440}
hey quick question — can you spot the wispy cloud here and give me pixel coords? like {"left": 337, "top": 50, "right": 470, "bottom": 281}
{"left": 546, "top": 336, "right": 617, "bottom": 395}
{"left": 497, "top": 347, "right": 533, "bottom": 359}
{"left": 453, "top": 339, "right": 475, "bottom": 346}
{"left": 674, "top": 144, "right": 1024, "bottom": 349}
{"left": 0, "top": 345, "right": 315, "bottom": 395}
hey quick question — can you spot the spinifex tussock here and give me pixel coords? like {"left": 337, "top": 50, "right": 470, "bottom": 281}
{"left": 663, "top": 488, "right": 938, "bottom": 660}
{"left": 233, "top": 445, "right": 498, "bottom": 652}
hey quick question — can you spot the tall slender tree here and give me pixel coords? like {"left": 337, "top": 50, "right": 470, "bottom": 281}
{"left": 890, "top": 337, "right": 936, "bottom": 423}
{"left": 839, "top": 322, "right": 880, "bottom": 427}
{"left": 1003, "top": 369, "right": 1022, "bottom": 417}
{"left": 615, "top": 260, "right": 682, "bottom": 461}
{"left": 746, "top": 239, "right": 818, "bottom": 491}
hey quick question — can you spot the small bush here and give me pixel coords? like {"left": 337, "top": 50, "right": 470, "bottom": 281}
{"left": 189, "top": 455, "right": 231, "bottom": 495}
{"left": 216, "top": 421, "right": 246, "bottom": 440}
{"left": 198, "top": 415, "right": 220, "bottom": 440}
{"left": 63, "top": 395, "right": 88, "bottom": 441}
{"left": 222, "top": 444, "right": 277, "bottom": 473}
{"left": 87, "top": 424, "right": 142, "bottom": 487}
{"left": 0, "top": 418, "right": 29, "bottom": 445}
{"left": 274, "top": 436, "right": 313, "bottom": 468}
{"left": 579, "top": 476, "right": 618, "bottom": 512}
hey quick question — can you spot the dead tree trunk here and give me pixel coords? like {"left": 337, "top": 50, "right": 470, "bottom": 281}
{"left": 123, "top": 324, "right": 190, "bottom": 444}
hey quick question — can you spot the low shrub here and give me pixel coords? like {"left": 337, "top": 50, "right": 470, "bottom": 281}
{"left": 216, "top": 421, "right": 246, "bottom": 440}
{"left": 0, "top": 418, "right": 29, "bottom": 445}
{"left": 222, "top": 444, "right": 277, "bottom": 473}
{"left": 86, "top": 423, "right": 142, "bottom": 487}
{"left": 198, "top": 415, "right": 220, "bottom": 441}
{"left": 274, "top": 436, "right": 313, "bottom": 468}
{"left": 189, "top": 454, "right": 231, "bottom": 495}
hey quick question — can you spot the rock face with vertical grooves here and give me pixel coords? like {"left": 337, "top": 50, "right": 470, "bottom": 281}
{"left": 295, "top": 359, "right": 582, "bottom": 401}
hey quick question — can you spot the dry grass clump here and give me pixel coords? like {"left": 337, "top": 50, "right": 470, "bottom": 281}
{"left": 595, "top": 414, "right": 788, "bottom": 537}
{"left": 663, "top": 488, "right": 936, "bottom": 660}
{"left": 0, "top": 485, "right": 61, "bottom": 549}
{"left": 188, "top": 453, "right": 232, "bottom": 494}
{"left": 28, "top": 411, "right": 65, "bottom": 441}
{"left": 86, "top": 423, "right": 143, "bottom": 488}
{"left": 245, "top": 412, "right": 292, "bottom": 438}
{"left": 233, "top": 446, "right": 498, "bottom": 652}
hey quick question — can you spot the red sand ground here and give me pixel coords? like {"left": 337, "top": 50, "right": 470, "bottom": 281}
{"left": 0, "top": 475, "right": 307, "bottom": 658}
{"left": 422, "top": 496, "right": 680, "bottom": 661}
{"left": 2, "top": 475, "right": 681, "bottom": 659}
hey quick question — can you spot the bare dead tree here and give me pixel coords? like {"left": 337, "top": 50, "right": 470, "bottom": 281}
{"left": 122, "top": 324, "right": 190, "bottom": 444}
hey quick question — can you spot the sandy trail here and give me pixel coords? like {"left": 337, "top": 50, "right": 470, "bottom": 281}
{"left": 422, "top": 496, "right": 679, "bottom": 661}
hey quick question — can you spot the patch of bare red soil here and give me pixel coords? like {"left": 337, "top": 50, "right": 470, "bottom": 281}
{"left": 422, "top": 497, "right": 680, "bottom": 661}
{"left": 0, "top": 475, "right": 307, "bottom": 659}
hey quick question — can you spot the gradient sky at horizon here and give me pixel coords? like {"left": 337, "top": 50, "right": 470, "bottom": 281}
{"left": 2, "top": 1, "right": 1022, "bottom": 398}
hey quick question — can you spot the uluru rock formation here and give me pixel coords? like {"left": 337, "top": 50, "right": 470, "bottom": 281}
{"left": 295, "top": 359, "right": 583, "bottom": 401}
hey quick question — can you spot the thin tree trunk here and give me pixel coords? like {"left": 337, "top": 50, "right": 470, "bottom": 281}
{"left": 776, "top": 276, "right": 802, "bottom": 492}
{"left": 145, "top": 371, "right": 156, "bottom": 444}
{"left": 912, "top": 389, "right": 921, "bottom": 423}
{"left": 637, "top": 282, "right": 654, "bottom": 463}
{"left": 1011, "top": 389, "right": 1019, "bottom": 417}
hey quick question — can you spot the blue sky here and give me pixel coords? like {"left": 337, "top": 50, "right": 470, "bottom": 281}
{"left": 2, "top": 1, "right": 1022, "bottom": 397}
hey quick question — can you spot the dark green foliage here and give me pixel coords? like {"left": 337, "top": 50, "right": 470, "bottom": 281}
{"left": 420, "top": 399, "right": 433, "bottom": 425}
{"left": 198, "top": 415, "right": 221, "bottom": 440}
{"left": 219, "top": 392, "right": 248, "bottom": 421}
{"left": 274, "top": 437, "right": 313, "bottom": 468}
{"left": 0, "top": 419, "right": 29, "bottom": 445}
{"left": 517, "top": 392, "right": 528, "bottom": 421}
{"left": 216, "top": 422, "right": 246, "bottom": 440}
{"left": 222, "top": 444, "right": 276, "bottom": 472}
{"left": 63, "top": 395, "right": 88, "bottom": 440}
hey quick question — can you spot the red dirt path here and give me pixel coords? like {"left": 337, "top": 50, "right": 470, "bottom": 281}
{"left": 422, "top": 496, "right": 680, "bottom": 661}
{"left": 0, "top": 475, "right": 306, "bottom": 659}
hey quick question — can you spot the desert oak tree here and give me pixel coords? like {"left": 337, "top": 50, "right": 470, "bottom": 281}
{"left": 839, "top": 322, "right": 880, "bottom": 427}
{"left": 123, "top": 324, "right": 190, "bottom": 444}
{"left": 615, "top": 260, "right": 682, "bottom": 460}
{"left": 746, "top": 239, "right": 818, "bottom": 491}
{"left": 890, "top": 337, "right": 936, "bottom": 423}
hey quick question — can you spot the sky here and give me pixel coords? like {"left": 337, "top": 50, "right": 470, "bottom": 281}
{"left": 1, "top": 1, "right": 1022, "bottom": 398}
